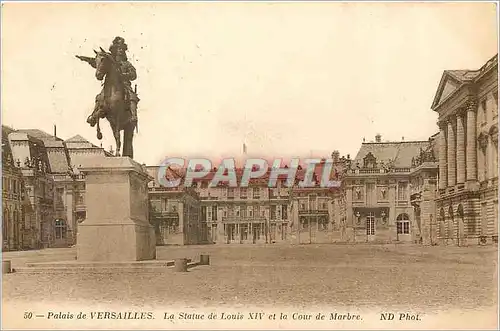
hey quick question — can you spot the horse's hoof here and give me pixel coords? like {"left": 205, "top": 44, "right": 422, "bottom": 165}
{"left": 97, "top": 132, "right": 103, "bottom": 140}
{"left": 87, "top": 116, "right": 97, "bottom": 127}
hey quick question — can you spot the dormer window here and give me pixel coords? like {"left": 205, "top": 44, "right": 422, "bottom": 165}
{"left": 363, "top": 152, "right": 377, "bottom": 168}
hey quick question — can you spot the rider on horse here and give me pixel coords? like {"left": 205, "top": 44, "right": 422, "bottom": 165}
{"left": 78, "top": 37, "right": 139, "bottom": 127}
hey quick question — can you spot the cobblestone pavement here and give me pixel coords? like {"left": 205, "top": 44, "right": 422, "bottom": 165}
{"left": 2, "top": 244, "right": 497, "bottom": 310}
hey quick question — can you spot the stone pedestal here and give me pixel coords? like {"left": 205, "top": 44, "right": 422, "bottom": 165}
{"left": 200, "top": 254, "right": 210, "bottom": 265}
{"left": 2, "top": 260, "right": 12, "bottom": 274}
{"left": 174, "top": 258, "right": 188, "bottom": 272}
{"left": 77, "top": 157, "right": 156, "bottom": 262}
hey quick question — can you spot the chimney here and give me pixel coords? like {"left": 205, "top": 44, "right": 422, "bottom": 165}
{"left": 375, "top": 134, "right": 381, "bottom": 143}
{"left": 331, "top": 150, "right": 340, "bottom": 163}
{"left": 402, "top": 136, "right": 405, "bottom": 141}
{"left": 53, "top": 124, "right": 57, "bottom": 138}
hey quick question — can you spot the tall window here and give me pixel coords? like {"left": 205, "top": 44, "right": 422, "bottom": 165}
{"left": 366, "top": 212, "right": 375, "bottom": 235}
{"left": 270, "top": 205, "right": 276, "bottom": 219}
{"left": 308, "top": 195, "right": 317, "bottom": 211}
{"left": 397, "top": 182, "right": 408, "bottom": 201}
{"left": 252, "top": 187, "right": 260, "bottom": 199}
{"left": 396, "top": 213, "right": 410, "bottom": 234}
{"left": 240, "top": 188, "right": 247, "bottom": 199}
{"left": 56, "top": 187, "right": 64, "bottom": 205}
{"left": 201, "top": 206, "right": 207, "bottom": 221}
{"left": 282, "top": 205, "right": 288, "bottom": 220}
{"left": 227, "top": 188, "right": 234, "bottom": 199}
{"left": 55, "top": 219, "right": 66, "bottom": 239}
{"left": 253, "top": 205, "right": 260, "bottom": 217}
{"left": 212, "top": 205, "right": 218, "bottom": 221}
{"left": 366, "top": 183, "right": 375, "bottom": 205}
{"left": 3, "top": 209, "right": 8, "bottom": 242}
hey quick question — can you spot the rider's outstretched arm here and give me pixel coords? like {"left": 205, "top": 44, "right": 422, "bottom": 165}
{"left": 75, "top": 55, "right": 97, "bottom": 69}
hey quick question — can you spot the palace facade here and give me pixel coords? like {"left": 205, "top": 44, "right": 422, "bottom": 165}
{"left": 146, "top": 155, "right": 347, "bottom": 245}
{"left": 431, "top": 54, "right": 498, "bottom": 246}
{"left": 343, "top": 134, "right": 437, "bottom": 244}
{"left": 2, "top": 126, "right": 112, "bottom": 249}
{"left": 2, "top": 126, "right": 26, "bottom": 251}
{"left": 2, "top": 56, "right": 497, "bottom": 250}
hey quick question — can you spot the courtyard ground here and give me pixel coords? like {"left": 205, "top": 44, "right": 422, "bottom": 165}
{"left": 2, "top": 243, "right": 497, "bottom": 311}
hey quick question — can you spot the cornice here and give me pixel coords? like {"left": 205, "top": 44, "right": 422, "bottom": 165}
{"left": 437, "top": 95, "right": 478, "bottom": 125}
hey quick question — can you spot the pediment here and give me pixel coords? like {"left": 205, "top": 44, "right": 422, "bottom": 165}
{"left": 431, "top": 73, "right": 463, "bottom": 110}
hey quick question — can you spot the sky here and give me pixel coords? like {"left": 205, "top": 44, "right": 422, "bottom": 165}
{"left": 1, "top": 2, "right": 498, "bottom": 166}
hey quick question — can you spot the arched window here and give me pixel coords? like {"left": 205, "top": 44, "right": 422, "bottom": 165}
{"left": 396, "top": 213, "right": 410, "bottom": 234}
{"left": 448, "top": 206, "right": 454, "bottom": 238}
{"left": 2, "top": 208, "right": 9, "bottom": 243}
{"left": 54, "top": 219, "right": 66, "bottom": 239}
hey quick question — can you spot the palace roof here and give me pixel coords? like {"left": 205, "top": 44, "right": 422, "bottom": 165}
{"left": 353, "top": 140, "right": 431, "bottom": 169}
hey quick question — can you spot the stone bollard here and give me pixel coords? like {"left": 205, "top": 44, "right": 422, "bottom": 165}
{"left": 200, "top": 254, "right": 210, "bottom": 265}
{"left": 2, "top": 260, "right": 12, "bottom": 274}
{"left": 174, "top": 258, "right": 188, "bottom": 272}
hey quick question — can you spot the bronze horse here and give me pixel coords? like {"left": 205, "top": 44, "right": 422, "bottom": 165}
{"left": 93, "top": 48, "right": 136, "bottom": 158}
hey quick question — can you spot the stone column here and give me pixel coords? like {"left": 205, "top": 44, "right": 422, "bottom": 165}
{"left": 466, "top": 99, "right": 478, "bottom": 182}
{"left": 456, "top": 112, "right": 466, "bottom": 184}
{"left": 447, "top": 120, "right": 456, "bottom": 187}
{"left": 438, "top": 123, "right": 448, "bottom": 190}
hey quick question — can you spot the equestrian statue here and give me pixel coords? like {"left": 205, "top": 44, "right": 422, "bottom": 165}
{"left": 76, "top": 36, "right": 139, "bottom": 159}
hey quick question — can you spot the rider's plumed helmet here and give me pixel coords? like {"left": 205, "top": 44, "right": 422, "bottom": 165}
{"left": 109, "top": 36, "right": 128, "bottom": 53}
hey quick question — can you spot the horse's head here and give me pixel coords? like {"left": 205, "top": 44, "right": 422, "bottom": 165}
{"left": 94, "top": 47, "right": 112, "bottom": 81}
